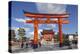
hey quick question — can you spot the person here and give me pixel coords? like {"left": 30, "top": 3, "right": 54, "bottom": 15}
{"left": 31, "top": 40, "right": 33, "bottom": 48}
{"left": 26, "top": 42, "right": 28, "bottom": 48}
{"left": 68, "top": 41, "right": 72, "bottom": 49}
{"left": 39, "top": 41, "right": 41, "bottom": 47}
{"left": 21, "top": 42, "right": 24, "bottom": 48}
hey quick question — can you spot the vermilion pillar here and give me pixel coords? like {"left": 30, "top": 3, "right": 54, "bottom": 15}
{"left": 33, "top": 19, "right": 38, "bottom": 48}
{"left": 58, "top": 18, "right": 63, "bottom": 47}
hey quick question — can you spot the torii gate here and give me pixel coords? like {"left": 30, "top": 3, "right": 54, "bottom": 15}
{"left": 24, "top": 11, "right": 69, "bottom": 48}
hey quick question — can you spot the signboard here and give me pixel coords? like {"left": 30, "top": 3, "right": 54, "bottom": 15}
{"left": 69, "top": 35, "right": 73, "bottom": 41}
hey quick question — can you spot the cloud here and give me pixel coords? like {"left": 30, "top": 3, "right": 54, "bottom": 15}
{"left": 47, "top": 4, "right": 66, "bottom": 14}
{"left": 23, "top": 28, "right": 31, "bottom": 32}
{"left": 39, "top": 24, "right": 56, "bottom": 30}
{"left": 15, "top": 18, "right": 32, "bottom": 23}
{"left": 36, "top": 3, "right": 66, "bottom": 14}
{"left": 28, "top": 29, "right": 42, "bottom": 39}
{"left": 28, "top": 29, "right": 42, "bottom": 36}
{"left": 25, "top": 17, "right": 33, "bottom": 20}
{"left": 15, "top": 18, "right": 25, "bottom": 23}
{"left": 29, "top": 31, "right": 34, "bottom": 35}
{"left": 28, "top": 29, "right": 42, "bottom": 35}
{"left": 11, "top": 27, "right": 17, "bottom": 30}
{"left": 38, "top": 29, "right": 42, "bottom": 34}
{"left": 45, "top": 24, "right": 56, "bottom": 30}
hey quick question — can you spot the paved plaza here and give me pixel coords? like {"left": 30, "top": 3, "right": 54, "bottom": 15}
{"left": 11, "top": 43, "right": 78, "bottom": 53}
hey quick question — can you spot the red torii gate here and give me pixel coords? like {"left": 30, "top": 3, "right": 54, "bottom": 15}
{"left": 24, "top": 11, "right": 69, "bottom": 48}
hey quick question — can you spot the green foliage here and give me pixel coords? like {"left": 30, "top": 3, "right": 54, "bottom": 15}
{"left": 54, "top": 32, "right": 68, "bottom": 42}
{"left": 18, "top": 28, "right": 26, "bottom": 40}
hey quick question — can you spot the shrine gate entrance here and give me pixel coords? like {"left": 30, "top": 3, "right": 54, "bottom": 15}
{"left": 24, "top": 11, "right": 69, "bottom": 48}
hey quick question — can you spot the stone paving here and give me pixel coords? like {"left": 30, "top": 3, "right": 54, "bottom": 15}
{"left": 11, "top": 44, "right": 78, "bottom": 53}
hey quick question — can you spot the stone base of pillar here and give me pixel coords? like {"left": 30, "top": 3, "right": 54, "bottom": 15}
{"left": 32, "top": 44, "right": 38, "bottom": 49}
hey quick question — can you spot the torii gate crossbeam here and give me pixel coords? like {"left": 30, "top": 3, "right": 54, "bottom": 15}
{"left": 24, "top": 11, "right": 69, "bottom": 48}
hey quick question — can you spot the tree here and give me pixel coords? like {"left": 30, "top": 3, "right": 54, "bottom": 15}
{"left": 22, "top": 37, "right": 27, "bottom": 42}
{"left": 18, "top": 28, "right": 26, "bottom": 41}
{"left": 55, "top": 32, "right": 67, "bottom": 42}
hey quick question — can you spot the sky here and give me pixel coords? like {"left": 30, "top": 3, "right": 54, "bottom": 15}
{"left": 9, "top": 1, "right": 78, "bottom": 38}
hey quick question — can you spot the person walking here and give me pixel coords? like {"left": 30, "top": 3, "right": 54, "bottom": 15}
{"left": 21, "top": 42, "right": 24, "bottom": 48}
{"left": 26, "top": 42, "right": 28, "bottom": 48}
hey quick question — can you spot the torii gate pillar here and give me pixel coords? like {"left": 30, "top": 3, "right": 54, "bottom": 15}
{"left": 58, "top": 18, "right": 63, "bottom": 47}
{"left": 33, "top": 19, "right": 38, "bottom": 48}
